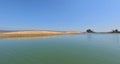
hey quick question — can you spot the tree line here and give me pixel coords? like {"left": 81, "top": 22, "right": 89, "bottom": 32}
{"left": 86, "top": 29, "right": 120, "bottom": 33}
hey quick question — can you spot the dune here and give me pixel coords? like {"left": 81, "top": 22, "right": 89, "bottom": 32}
{"left": 0, "top": 31, "right": 80, "bottom": 38}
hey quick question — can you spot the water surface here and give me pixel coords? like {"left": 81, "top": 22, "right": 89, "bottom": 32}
{"left": 0, "top": 34, "right": 120, "bottom": 64}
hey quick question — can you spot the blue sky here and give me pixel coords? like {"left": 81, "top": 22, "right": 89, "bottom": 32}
{"left": 0, "top": 0, "right": 120, "bottom": 31}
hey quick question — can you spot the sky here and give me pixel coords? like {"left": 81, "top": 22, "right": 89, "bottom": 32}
{"left": 0, "top": 0, "right": 120, "bottom": 32}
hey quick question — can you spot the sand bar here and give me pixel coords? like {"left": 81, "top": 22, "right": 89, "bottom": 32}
{"left": 0, "top": 31, "right": 80, "bottom": 38}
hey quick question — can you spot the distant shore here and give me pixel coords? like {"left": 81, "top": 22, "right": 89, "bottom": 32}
{"left": 1, "top": 30, "right": 120, "bottom": 38}
{"left": 0, "top": 31, "right": 80, "bottom": 38}
{"left": 85, "top": 32, "right": 120, "bottom": 34}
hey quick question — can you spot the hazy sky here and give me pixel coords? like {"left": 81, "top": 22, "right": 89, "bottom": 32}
{"left": 0, "top": 0, "right": 120, "bottom": 31}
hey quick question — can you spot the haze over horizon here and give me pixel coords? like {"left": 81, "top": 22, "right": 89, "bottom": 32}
{"left": 0, "top": 0, "right": 120, "bottom": 32}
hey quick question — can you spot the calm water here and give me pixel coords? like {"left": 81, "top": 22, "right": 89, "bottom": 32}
{"left": 0, "top": 34, "right": 120, "bottom": 64}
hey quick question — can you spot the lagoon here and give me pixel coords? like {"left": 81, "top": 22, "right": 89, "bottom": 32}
{"left": 0, "top": 34, "right": 120, "bottom": 64}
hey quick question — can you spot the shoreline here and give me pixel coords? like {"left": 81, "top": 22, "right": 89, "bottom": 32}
{"left": 0, "top": 31, "right": 81, "bottom": 38}
{"left": 1, "top": 30, "right": 120, "bottom": 38}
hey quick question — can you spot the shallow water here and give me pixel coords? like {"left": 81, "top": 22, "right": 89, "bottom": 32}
{"left": 0, "top": 34, "right": 120, "bottom": 64}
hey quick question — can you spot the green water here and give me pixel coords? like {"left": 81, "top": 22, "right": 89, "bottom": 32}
{"left": 0, "top": 34, "right": 120, "bottom": 64}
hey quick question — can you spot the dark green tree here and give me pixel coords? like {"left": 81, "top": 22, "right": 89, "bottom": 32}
{"left": 86, "top": 29, "right": 94, "bottom": 33}
{"left": 112, "top": 29, "right": 119, "bottom": 33}
{"left": 115, "top": 29, "right": 119, "bottom": 33}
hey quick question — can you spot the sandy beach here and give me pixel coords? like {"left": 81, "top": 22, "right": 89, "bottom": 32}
{"left": 0, "top": 31, "right": 80, "bottom": 38}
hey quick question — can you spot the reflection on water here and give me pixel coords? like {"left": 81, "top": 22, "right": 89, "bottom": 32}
{"left": 86, "top": 34, "right": 120, "bottom": 42}
{"left": 114, "top": 34, "right": 119, "bottom": 43}
{"left": 86, "top": 34, "right": 92, "bottom": 41}
{"left": 0, "top": 35, "right": 62, "bottom": 40}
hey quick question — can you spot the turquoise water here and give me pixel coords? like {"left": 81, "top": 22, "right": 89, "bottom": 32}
{"left": 0, "top": 34, "right": 120, "bottom": 64}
